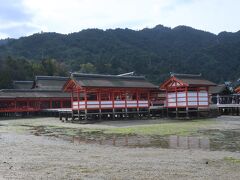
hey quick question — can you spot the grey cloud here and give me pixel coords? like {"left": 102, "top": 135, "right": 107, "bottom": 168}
{"left": 0, "top": 0, "right": 36, "bottom": 38}
{"left": 0, "top": 0, "right": 31, "bottom": 22}
{"left": 0, "top": 24, "right": 40, "bottom": 38}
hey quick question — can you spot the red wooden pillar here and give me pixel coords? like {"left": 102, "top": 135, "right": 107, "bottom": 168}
{"left": 109, "top": 92, "right": 111, "bottom": 100}
{"left": 125, "top": 90, "right": 127, "bottom": 116}
{"left": 165, "top": 89, "right": 168, "bottom": 108}
{"left": 99, "top": 90, "right": 102, "bottom": 119}
{"left": 35, "top": 99, "right": 37, "bottom": 110}
{"left": 175, "top": 87, "right": 178, "bottom": 118}
{"left": 40, "top": 98, "right": 42, "bottom": 110}
{"left": 112, "top": 91, "right": 115, "bottom": 108}
{"left": 196, "top": 87, "right": 200, "bottom": 117}
{"left": 97, "top": 91, "right": 101, "bottom": 108}
{"left": 14, "top": 98, "right": 17, "bottom": 111}
{"left": 27, "top": 99, "right": 29, "bottom": 109}
{"left": 147, "top": 91, "right": 150, "bottom": 108}
{"left": 60, "top": 100, "right": 63, "bottom": 109}
{"left": 77, "top": 89, "right": 80, "bottom": 120}
{"left": 136, "top": 90, "right": 139, "bottom": 112}
{"left": 176, "top": 87, "right": 178, "bottom": 107}
{"left": 38, "top": 99, "right": 40, "bottom": 110}
{"left": 206, "top": 86, "right": 210, "bottom": 107}
{"left": 71, "top": 90, "right": 73, "bottom": 109}
{"left": 50, "top": 99, "right": 52, "bottom": 109}
{"left": 185, "top": 87, "right": 188, "bottom": 107}
{"left": 197, "top": 87, "right": 199, "bottom": 107}
{"left": 84, "top": 89, "right": 87, "bottom": 120}
{"left": 112, "top": 91, "right": 115, "bottom": 119}
{"left": 185, "top": 87, "right": 189, "bottom": 117}
{"left": 84, "top": 89, "right": 87, "bottom": 110}
{"left": 77, "top": 89, "right": 80, "bottom": 110}
{"left": 147, "top": 91, "right": 150, "bottom": 116}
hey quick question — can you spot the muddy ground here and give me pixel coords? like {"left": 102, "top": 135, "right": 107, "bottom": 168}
{"left": 0, "top": 116, "right": 240, "bottom": 180}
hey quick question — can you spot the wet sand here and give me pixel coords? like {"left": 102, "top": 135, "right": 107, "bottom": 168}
{"left": 0, "top": 116, "right": 240, "bottom": 179}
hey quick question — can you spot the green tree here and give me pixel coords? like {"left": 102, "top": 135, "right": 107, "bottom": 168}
{"left": 79, "top": 63, "right": 96, "bottom": 73}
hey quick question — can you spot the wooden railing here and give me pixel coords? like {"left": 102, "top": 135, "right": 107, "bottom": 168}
{"left": 211, "top": 95, "right": 240, "bottom": 105}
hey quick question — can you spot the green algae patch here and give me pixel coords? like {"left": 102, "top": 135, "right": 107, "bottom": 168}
{"left": 0, "top": 124, "right": 32, "bottom": 134}
{"left": 1, "top": 118, "right": 216, "bottom": 137}
{"left": 224, "top": 157, "right": 240, "bottom": 164}
{"left": 103, "top": 120, "right": 216, "bottom": 136}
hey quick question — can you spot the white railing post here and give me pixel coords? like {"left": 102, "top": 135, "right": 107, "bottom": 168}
{"left": 217, "top": 94, "right": 220, "bottom": 105}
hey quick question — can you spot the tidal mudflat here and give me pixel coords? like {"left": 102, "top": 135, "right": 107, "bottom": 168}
{"left": 0, "top": 116, "right": 239, "bottom": 179}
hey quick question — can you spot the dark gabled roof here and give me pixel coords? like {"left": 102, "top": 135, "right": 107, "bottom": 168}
{"left": 209, "top": 84, "right": 228, "bottom": 94}
{"left": 0, "top": 89, "right": 70, "bottom": 99}
{"left": 33, "top": 76, "right": 68, "bottom": 90}
{"left": 70, "top": 73, "right": 158, "bottom": 89}
{"left": 171, "top": 73, "right": 216, "bottom": 86}
{"left": 35, "top": 76, "right": 68, "bottom": 81}
{"left": 13, "top": 81, "right": 33, "bottom": 89}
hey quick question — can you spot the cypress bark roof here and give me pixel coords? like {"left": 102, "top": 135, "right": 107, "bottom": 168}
{"left": 70, "top": 73, "right": 158, "bottom": 89}
{"left": 171, "top": 73, "right": 216, "bottom": 86}
{"left": 209, "top": 84, "right": 229, "bottom": 94}
{"left": 33, "top": 76, "right": 68, "bottom": 90}
{"left": 0, "top": 89, "right": 70, "bottom": 99}
{"left": 13, "top": 81, "right": 33, "bottom": 89}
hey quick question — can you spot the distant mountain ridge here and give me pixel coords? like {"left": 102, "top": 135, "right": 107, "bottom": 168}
{"left": 0, "top": 25, "right": 240, "bottom": 86}
{"left": 0, "top": 38, "right": 13, "bottom": 46}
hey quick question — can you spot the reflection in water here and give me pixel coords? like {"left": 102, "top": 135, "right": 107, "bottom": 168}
{"left": 31, "top": 125, "right": 240, "bottom": 152}
{"left": 169, "top": 136, "right": 210, "bottom": 150}
{"left": 59, "top": 128, "right": 240, "bottom": 152}
{"left": 72, "top": 134, "right": 210, "bottom": 150}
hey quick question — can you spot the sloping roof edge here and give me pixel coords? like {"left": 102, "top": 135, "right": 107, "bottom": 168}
{"left": 71, "top": 73, "right": 146, "bottom": 80}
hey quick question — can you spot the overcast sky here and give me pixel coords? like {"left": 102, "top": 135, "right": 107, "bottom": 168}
{"left": 0, "top": 0, "right": 240, "bottom": 39}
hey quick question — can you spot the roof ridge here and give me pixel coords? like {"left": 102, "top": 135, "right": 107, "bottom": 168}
{"left": 0, "top": 89, "right": 64, "bottom": 92}
{"left": 35, "top": 76, "right": 68, "bottom": 80}
{"left": 13, "top": 81, "right": 33, "bottom": 83}
{"left": 71, "top": 72, "right": 146, "bottom": 80}
{"left": 170, "top": 72, "right": 202, "bottom": 78}
{"left": 69, "top": 72, "right": 157, "bottom": 89}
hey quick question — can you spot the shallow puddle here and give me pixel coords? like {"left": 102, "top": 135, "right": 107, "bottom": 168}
{"left": 28, "top": 125, "right": 240, "bottom": 152}
{"left": 141, "top": 129, "right": 240, "bottom": 152}
{"left": 197, "top": 129, "right": 240, "bottom": 152}
{"left": 67, "top": 129, "right": 240, "bottom": 152}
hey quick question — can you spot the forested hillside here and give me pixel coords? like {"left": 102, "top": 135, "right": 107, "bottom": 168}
{"left": 1, "top": 25, "right": 240, "bottom": 88}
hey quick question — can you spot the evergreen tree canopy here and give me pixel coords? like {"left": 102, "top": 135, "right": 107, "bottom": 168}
{"left": 0, "top": 25, "right": 240, "bottom": 88}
